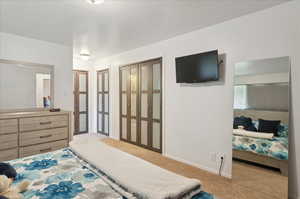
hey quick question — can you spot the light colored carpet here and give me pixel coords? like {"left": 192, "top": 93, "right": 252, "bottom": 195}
{"left": 101, "top": 138, "right": 288, "bottom": 199}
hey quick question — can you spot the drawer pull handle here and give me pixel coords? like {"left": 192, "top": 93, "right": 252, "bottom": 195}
{"left": 40, "top": 135, "right": 52, "bottom": 139}
{"left": 40, "top": 121, "right": 52, "bottom": 125}
{"left": 40, "top": 148, "right": 52, "bottom": 153}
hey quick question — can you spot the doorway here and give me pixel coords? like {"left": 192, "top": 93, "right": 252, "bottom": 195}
{"left": 97, "top": 69, "right": 109, "bottom": 136}
{"left": 73, "top": 70, "right": 89, "bottom": 135}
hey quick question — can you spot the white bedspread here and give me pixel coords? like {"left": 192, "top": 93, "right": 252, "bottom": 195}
{"left": 70, "top": 136, "right": 201, "bottom": 199}
{"left": 233, "top": 129, "right": 274, "bottom": 139}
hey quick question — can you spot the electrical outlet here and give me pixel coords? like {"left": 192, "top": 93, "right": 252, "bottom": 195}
{"left": 217, "top": 153, "right": 225, "bottom": 176}
{"left": 217, "top": 153, "right": 225, "bottom": 161}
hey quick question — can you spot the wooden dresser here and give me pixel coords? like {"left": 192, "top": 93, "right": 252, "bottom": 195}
{"left": 0, "top": 110, "right": 72, "bottom": 162}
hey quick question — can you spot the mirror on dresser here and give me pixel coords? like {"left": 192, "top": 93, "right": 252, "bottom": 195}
{"left": 0, "top": 59, "right": 54, "bottom": 112}
{"left": 0, "top": 59, "right": 71, "bottom": 163}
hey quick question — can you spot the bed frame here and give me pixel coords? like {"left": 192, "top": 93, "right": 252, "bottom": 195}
{"left": 233, "top": 109, "right": 289, "bottom": 176}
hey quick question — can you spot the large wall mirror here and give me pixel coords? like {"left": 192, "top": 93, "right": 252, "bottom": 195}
{"left": 232, "top": 56, "right": 290, "bottom": 198}
{"left": 0, "top": 59, "right": 54, "bottom": 112}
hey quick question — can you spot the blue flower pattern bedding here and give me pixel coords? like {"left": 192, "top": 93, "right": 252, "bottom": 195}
{"left": 7, "top": 148, "right": 217, "bottom": 199}
{"left": 232, "top": 135, "right": 288, "bottom": 160}
{"left": 8, "top": 148, "right": 123, "bottom": 199}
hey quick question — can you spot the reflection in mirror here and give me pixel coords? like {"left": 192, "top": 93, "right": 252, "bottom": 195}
{"left": 232, "top": 57, "right": 289, "bottom": 199}
{"left": 0, "top": 60, "right": 54, "bottom": 112}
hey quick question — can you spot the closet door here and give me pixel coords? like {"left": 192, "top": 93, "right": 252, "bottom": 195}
{"left": 140, "top": 59, "right": 162, "bottom": 152}
{"left": 73, "top": 70, "right": 89, "bottom": 135}
{"left": 97, "top": 69, "right": 109, "bottom": 136}
{"left": 119, "top": 58, "right": 162, "bottom": 153}
{"left": 120, "top": 66, "right": 130, "bottom": 141}
{"left": 120, "top": 65, "right": 139, "bottom": 144}
{"left": 139, "top": 62, "right": 151, "bottom": 148}
{"left": 129, "top": 65, "right": 139, "bottom": 143}
{"left": 151, "top": 60, "right": 162, "bottom": 152}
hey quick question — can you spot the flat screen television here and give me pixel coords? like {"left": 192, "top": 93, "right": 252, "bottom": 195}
{"left": 175, "top": 50, "right": 219, "bottom": 83}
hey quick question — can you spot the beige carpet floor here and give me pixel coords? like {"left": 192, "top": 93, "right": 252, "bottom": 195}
{"left": 102, "top": 138, "right": 288, "bottom": 199}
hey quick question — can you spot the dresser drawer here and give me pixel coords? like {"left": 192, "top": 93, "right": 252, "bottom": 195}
{"left": 0, "top": 133, "right": 18, "bottom": 150}
{"left": 20, "top": 127, "right": 68, "bottom": 147}
{"left": 20, "top": 115, "right": 68, "bottom": 132}
{"left": 0, "top": 119, "right": 18, "bottom": 135}
{"left": 19, "top": 140, "right": 68, "bottom": 158}
{"left": 0, "top": 148, "right": 18, "bottom": 162}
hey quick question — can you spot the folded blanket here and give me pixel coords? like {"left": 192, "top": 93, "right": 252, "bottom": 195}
{"left": 70, "top": 136, "right": 201, "bottom": 199}
{"left": 233, "top": 129, "right": 274, "bottom": 139}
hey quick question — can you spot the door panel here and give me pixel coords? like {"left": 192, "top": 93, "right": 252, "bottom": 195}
{"left": 152, "top": 122, "right": 161, "bottom": 149}
{"left": 141, "top": 94, "right": 148, "bottom": 118}
{"left": 131, "top": 119, "right": 137, "bottom": 142}
{"left": 141, "top": 121, "right": 148, "bottom": 146}
{"left": 73, "top": 70, "right": 88, "bottom": 135}
{"left": 121, "top": 117, "right": 127, "bottom": 139}
{"left": 97, "top": 69, "right": 109, "bottom": 136}
{"left": 79, "top": 114, "right": 87, "bottom": 132}
{"left": 119, "top": 58, "right": 162, "bottom": 153}
{"left": 79, "top": 94, "right": 87, "bottom": 112}
{"left": 151, "top": 61, "right": 162, "bottom": 152}
{"left": 153, "top": 93, "right": 161, "bottom": 120}
{"left": 79, "top": 74, "right": 87, "bottom": 92}
{"left": 104, "top": 94, "right": 109, "bottom": 113}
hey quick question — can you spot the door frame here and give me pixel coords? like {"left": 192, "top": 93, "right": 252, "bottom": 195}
{"left": 119, "top": 57, "right": 163, "bottom": 153}
{"left": 97, "top": 69, "right": 110, "bottom": 136}
{"left": 73, "top": 70, "right": 89, "bottom": 135}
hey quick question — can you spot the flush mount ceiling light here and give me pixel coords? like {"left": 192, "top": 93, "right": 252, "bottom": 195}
{"left": 80, "top": 52, "right": 91, "bottom": 61}
{"left": 86, "top": 0, "right": 105, "bottom": 4}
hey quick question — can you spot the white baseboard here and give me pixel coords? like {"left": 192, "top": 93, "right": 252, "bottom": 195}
{"left": 164, "top": 153, "right": 232, "bottom": 179}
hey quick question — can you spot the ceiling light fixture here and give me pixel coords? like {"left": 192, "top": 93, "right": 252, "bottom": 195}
{"left": 80, "top": 52, "right": 91, "bottom": 61}
{"left": 87, "top": 0, "right": 105, "bottom": 5}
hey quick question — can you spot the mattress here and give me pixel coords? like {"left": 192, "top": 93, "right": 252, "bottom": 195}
{"left": 6, "top": 148, "right": 217, "bottom": 199}
{"left": 232, "top": 135, "right": 288, "bottom": 160}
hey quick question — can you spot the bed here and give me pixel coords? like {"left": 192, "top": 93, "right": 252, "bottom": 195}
{"left": 233, "top": 109, "right": 289, "bottom": 176}
{"left": 5, "top": 137, "right": 216, "bottom": 199}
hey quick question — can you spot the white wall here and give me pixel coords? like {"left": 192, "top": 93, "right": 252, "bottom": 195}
{"left": 93, "top": 1, "right": 300, "bottom": 198}
{"left": 246, "top": 84, "right": 289, "bottom": 111}
{"left": 0, "top": 32, "right": 73, "bottom": 111}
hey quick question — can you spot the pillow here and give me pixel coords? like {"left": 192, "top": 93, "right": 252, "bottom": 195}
{"left": 233, "top": 116, "right": 257, "bottom": 131}
{"left": 278, "top": 124, "right": 289, "bottom": 137}
{"left": 253, "top": 120, "right": 259, "bottom": 129}
{"left": 258, "top": 119, "right": 281, "bottom": 136}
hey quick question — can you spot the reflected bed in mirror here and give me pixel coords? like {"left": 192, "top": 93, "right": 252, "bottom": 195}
{"left": 232, "top": 56, "right": 290, "bottom": 199}
{"left": 0, "top": 59, "right": 54, "bottom": 112}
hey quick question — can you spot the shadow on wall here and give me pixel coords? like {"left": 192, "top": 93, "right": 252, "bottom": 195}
{"left": 180, "top": 53, "right": 226, "bottom": 88}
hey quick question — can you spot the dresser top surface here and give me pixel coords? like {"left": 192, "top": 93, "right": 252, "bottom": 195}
{"left": 0, "top": 110, "right": 71, "bottom": 119}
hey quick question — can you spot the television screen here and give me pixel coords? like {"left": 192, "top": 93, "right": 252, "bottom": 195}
{"left": 175, "top": 50, "right": 219, "bottom": 83}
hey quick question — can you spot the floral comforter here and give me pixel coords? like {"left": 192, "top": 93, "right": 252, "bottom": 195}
{"left": 7, "top": 148, "right": 216, "bottom": 199}
{"left": 233, "top": 135, "right": 288, "bottom": 160}
{"left": 8, "top": 148, "right": 125, "bottom": 199}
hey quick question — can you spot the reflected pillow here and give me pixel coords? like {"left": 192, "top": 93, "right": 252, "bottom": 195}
{"left": 233, "top": 116, "right": 257, "bottom": 131}
{"left": 278, "top": 124, "right": 289, "bottom": 137}
{"left": 258, "top": 119, "right": 281, "bottom": 136}
{"left": 253, "top": 120, "right": 259, "bottom": 129}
